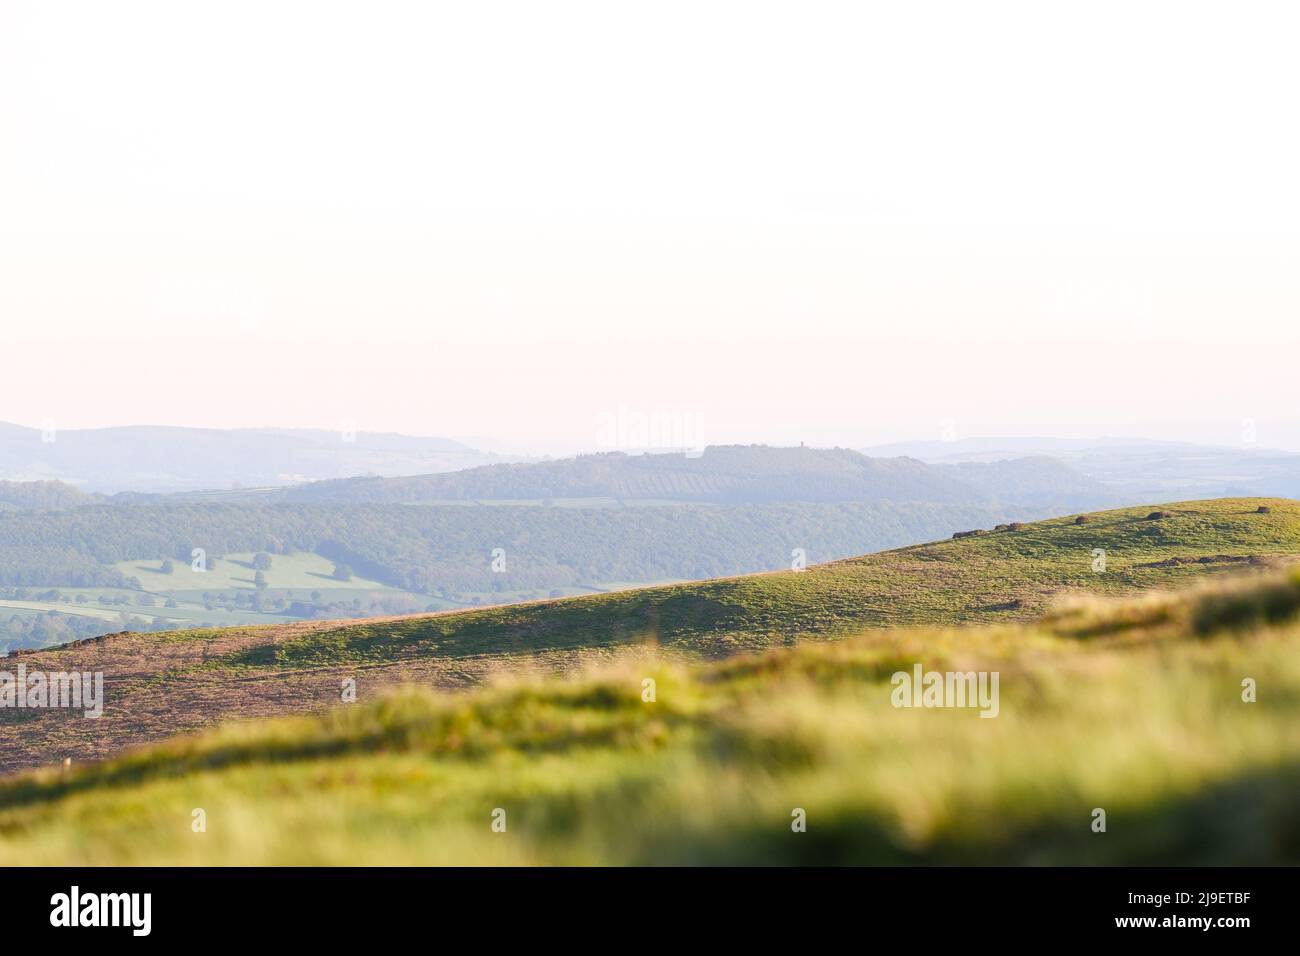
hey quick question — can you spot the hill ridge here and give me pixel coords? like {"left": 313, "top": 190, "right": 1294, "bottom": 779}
{"left": 271, "top": 444, "right": 1111, "bottom": 508}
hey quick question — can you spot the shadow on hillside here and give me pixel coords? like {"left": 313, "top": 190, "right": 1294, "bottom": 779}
{"left": 622, "top": 760, "right": 1300, "bottom": 865}
{"left": 215, "top": 587, "right": 757, "bottom": 668}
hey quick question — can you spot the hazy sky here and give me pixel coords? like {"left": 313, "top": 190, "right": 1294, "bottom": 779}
{"left": 2, "top": 1, "right": 1298, "bottom": 454}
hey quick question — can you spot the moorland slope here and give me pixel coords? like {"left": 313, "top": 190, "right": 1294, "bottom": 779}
{"left": 1, "top": 498, "right": 1295, "bottom": 776}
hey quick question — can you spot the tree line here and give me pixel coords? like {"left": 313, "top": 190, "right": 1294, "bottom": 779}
{"left": 0, "top": 500, "right": 1045, "bottom": 595}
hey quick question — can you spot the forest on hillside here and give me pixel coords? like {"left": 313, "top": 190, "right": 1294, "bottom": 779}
{"left": 274, "top": 446, "right": 1111, "bottom": 508}
{"left": 0, "top": 499, "right": 1046, "bottom": 595}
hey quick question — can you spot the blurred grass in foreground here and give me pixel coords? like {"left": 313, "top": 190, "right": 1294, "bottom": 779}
{"left": 3, "top": 567, "right": 1300, "bottom": 865}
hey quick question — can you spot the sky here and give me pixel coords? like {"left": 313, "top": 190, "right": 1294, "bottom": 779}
{"left": 2, "top": 0, "right": 1299, "bottom": 455}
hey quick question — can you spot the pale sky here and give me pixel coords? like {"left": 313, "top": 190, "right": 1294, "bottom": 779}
{"left": 2, "top": 0, "right": 1299, "bottom": 454}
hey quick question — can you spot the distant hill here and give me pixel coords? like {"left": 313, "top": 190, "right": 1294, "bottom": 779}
{"left": 0, "top": 422, "right": 511, "bottom": 493}
{"left": 936, "top": 455, "right": 1110, "bottom": 507}
{"left": 272, "top": 445, "right": 1116, "bottom": 510}
{"left": 0, "top": 480, "right": 98, "bottom": 511}
{"left": 864, "top": 435, "right": 1196, "bottom": 461}
{"left": 864, "top": 435, "right": 1300, "bottom": 501}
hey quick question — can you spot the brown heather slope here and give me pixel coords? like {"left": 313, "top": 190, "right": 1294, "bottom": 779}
{"left": 0, "top": 615, "right": 625, "bottom": 773}
{"left": 2, "top": 497, "right": 1297, "bottom": 775}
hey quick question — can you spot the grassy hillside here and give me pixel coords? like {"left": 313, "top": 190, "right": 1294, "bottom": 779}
{"left": 217, "top": 496, "right": 1300, "bottom": 665}
{"left": 0, "top": 499, "right": 1053, "bottom": 618}
{"left": 3, "top": 555, "right": 1298, "bottom": 865}
{"left": 2, "top": 497, "right": 1296, "bottom": 777}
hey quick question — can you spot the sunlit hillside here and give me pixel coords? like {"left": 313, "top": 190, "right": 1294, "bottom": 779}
{"left": 3, "top": 498, "right": 1296, "bottom": 776}
{"left": 3, "top": 562, "right": 1298, "bottom": 865}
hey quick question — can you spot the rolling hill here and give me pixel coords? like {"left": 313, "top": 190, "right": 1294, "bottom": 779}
{"left": 2, "top": 504, "right": 1299, "bottom": 864}
{"left": 0, "top": 445, "right": 1128, "bottom": 655}
{"left": 270, "top": 444, "right": 1115, "bottom": 510}
{"left": 0, "top": 498, "right": 1060, "bottom": 654}
{"left": 3, "top": 497, "right": 1296, "bottom": 778}
{"left": 0, "top": 422, "right": 508, "bottom": 493}
{"left": 0, "top": 480, "right": 98, "bottom": 511}
{"left": 866, "top": 435, "right": 1300, "bottom": 501}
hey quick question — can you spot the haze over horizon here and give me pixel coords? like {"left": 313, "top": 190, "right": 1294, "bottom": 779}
{"left": 4, "top": 418, "right": 1300, "bottom": 460}
{"left": 5, "top": 1, "right": 1299, "bottom": 453}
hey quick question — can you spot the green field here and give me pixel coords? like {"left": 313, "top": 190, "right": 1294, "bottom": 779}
{"left": 10, "top": 552, "right": 457, "bottom": 634}
{"left": 111, "top": 549, "right": 672, "bottom": 619}
{"left": 1, "top": 596, "right": 286, "bottom": 628}
{"left": 0, "top": 552, "right": 466, "bottom": 654}
{"left": 0, "top": 600, "right": 127, "bottom": 623}
{"left": 113, "top": 550, "right": 397, "bottom": 594}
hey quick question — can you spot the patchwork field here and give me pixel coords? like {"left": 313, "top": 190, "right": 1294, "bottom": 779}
{"left": 1, "top": 547, "right": 687, "bottom": 658}
{"left": 113, "top": 549, "right": 392, "bottom": 592}
{"left": 0, "top": 552, "right": 454, "bottom": 655}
